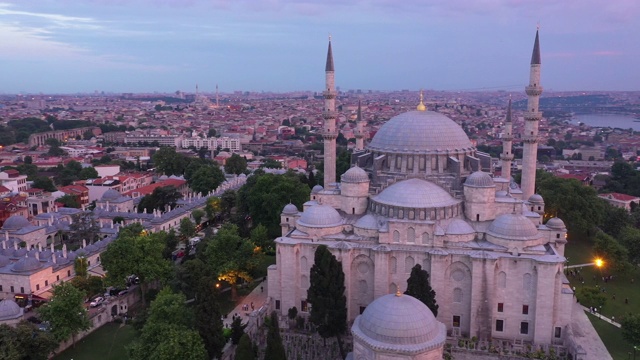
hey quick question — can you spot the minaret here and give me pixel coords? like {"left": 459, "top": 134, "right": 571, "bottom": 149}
{"left": 322, "top": 36, "right": 338, "bottom": 188}
{"left": 521, "top": 29, "right": 543, "bottom": 200}
{"left": 500, "top": 98, "right": 514, "bottom": 181}
{"left": 354, "top": 100, "right": 364, "bottom": 150}
{"left": 216, "top": 84, "right": 219, "bottom": 107}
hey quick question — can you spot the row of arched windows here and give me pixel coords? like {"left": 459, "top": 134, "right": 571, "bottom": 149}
{"left": 370, "top": 202, "right": 460, "bottom": 221}
{"left": 393, "top": 229, "right": 431, "bottom": 244}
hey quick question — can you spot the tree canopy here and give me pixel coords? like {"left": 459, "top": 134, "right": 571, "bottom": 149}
{"left": 188, "top": 165, "right": 225, "bottom": 195}
{"left": 264, "top": 311, "right": 286, "bottom": 360}
{"left": 152, "top": 147, "right": 187, "bottom": 176}
{"left": 0, "top": 321, "right": 58, "bottom": 360}
{"left": 224, "top": 153, "right": 248, "bottom": 175}
{"left": 57, "top": 194, "right": 81, "bottom": 209}
{"left": 38, "top": 281, "right": 91, "bottom": 346}
{"left": 307, "top": 245, "right": 347, "bottom": 359}
{"left": 404, "top": 264, "right": 439, "bottom": 316}
{"left": 137, "top": 185, "right": 182, "bottom": 213}
{"left": 235, "top": 334, "right": 255, "bottom": 360}
{"left": 621, "top": 313, "right": 640, "bottom": 348}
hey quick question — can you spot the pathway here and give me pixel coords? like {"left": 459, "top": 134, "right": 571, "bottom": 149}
{"left": 223, "top": 279, "right": 269, "bottom": 328}
{"left": 581, "top": 305, "right": 620, "bottom": 328}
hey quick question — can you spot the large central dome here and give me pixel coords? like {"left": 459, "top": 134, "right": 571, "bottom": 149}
{"left": 368, "top": 110, "right": 473, "bottom": 155}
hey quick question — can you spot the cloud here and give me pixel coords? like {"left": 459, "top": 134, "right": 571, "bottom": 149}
{"left": 591, "top": 50, "right": 623, "bottom": 56}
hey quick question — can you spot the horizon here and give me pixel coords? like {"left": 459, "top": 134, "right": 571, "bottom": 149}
{"left": 0, "top": 0, "right": 639, "bottom": 93}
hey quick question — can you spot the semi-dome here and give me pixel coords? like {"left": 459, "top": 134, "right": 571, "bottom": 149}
{"left": 528, "top": 194, "right": 544, "bottom": 204}
{"left": 101, "top": 189, "right": 122, "bottom": 201}
{"left": 487, "top": 213, "right": 538, "bottom": 241}
{"left": 311, "top": 185, "right": 324, "bottom": 194}
{"left": 446, "top": 219, "right": 475, "bottom": 235}
{"left": 354, "top": 293, "right": 445, "bottom": 348}
{"left": 297, "top": 204, "right": 343, "bottom": 228}
{"left": 11, "top": 256, "right": 43, "bottom": 272}
{"left": 341, "top": 166, "right": 369, "bottom": 183}
{"left": 373, "top": 179, "right": 459, "bottom": 209}
{"left": 282, "top": 203, "right": 299, "bottom": 215}
{"left": 0, "top": 299, "right": 22, "bottom": 320}
{"left": 2, "top": 215, "right": 31, "bottom": 230}
{"left": 546, "top": 217, "right": 566, "bottom": 229}
{"left": 355, "top": 214, "right": 378, "bottom": 230}
{"left": 367, "top": 110, "right": 473, "bottom": 155}
{"left": 464, "top": 171, "right": 495, "bottom": 188}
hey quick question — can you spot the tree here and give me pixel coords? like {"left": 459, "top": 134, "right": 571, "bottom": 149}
{"left": 70, "top": 275, "right": 104, "bottom": 299}
{"left": 74, "top": 256, "right": 88, "bottom": 278}
{"left": 48, "top": 144, "right": 66, "bottom": 157}
{"left": 594, "top": 231, "right": 631, "bottom": 273}
{"left": 179, "top": 217, "right": 197, "bottom": 239}
{"left": 56, "top": 194, "right": 81, "bottom": 209}
{"left": 264, "top": 311, "right": 286, "bottom": 360}
{"left": 137, "top": 185, "right": 182, "bottom": 213}
{"left": 235, "top": 334, "right": 255, "bottom": 360}
{"left": 307, "top": 245, "right": 347, "bottom": 359}
{"left": 207, "top": 128, "right": 217, "bottom": 138}
{"left": 600, "top": 204, "right": 631, "bottom": 237}
{"left": 224, "top": 154, "right": 247, "bottom": 175}
{"left": 237, "top": 172, "right": 310, "bottom": 238}
{"left": 67, "top": 211, "right": 100, "bottom": 247}
{"left": 260, "top": 158, "right": 282, "bottom": 169}
{"left": 38, "top": 282, "right": 90, "bottom": 347}
{"left": 404, "top": 264, "right": 439, "bottom": 316}
{"left": 152, "top": 147, "right": 187, "bottom": 176}
{"left": 191, "top": 209, "right": 205, "bottom": 225}
{"left": 230, "top": 316, "right": 247, "bottom": 345}
{"left": 32, "top": 176, "right": 57, "bottom": 192}
{"left": 622, "top": 314, "right": 640, "bottom": 347}
{"left": 220, "top": 190, "right": 237, "bottom": 218}
{"left": 55, "top": 160, "right": 83, "bottom": 186}
{"left": 129, "top": 288, "right": 207, "bottom": 360}
{"left": 205, "top": 197, "right": 222, "bottom": 220}
{"left": 0, "top": 321, "right": 58, "bottom": 360}
{"left": 204, "top": 224, "right": 256, "bottom": 300}
{"left": 45, "top": 138, "right": 61, "bottom": 147}
{"left": 577, "top": 287, "right": 607, "bottom": 309}
{"left": 193, "top": 277, "right": 226, "bottom": 360}
{"left": 619, "top": 226, "right": 640, "bottom": 265}
{"left": 79, "top": 167, "right": 99, "bottom": 180}
{"left": 250, "top": 224, "right": 272, "bottom": 253}
{"left": 101, "top": 226, "right": 173, "bottom": 304}
{"left": 188, "top": 165, "right": 225, "bottom": 195}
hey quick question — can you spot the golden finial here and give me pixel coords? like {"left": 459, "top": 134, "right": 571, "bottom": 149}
{"left": 416, "top": 89, "right": 426, "bottom": 111}
{"left": 395, "top": 285, "right": 402, "bottom": 297}
{"left": 329, "top": 33, "right": 332, "bottom": 42}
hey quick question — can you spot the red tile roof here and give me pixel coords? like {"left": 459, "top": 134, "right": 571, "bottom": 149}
{"left": 599, "top": 193, "right": 640, "bottom": 202}
{"left": 122, "top": 179, "right": 186, "bottom": 197}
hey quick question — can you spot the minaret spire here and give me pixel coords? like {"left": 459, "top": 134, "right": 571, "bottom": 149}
{"left": 500, "top": 97, "right": 514, "bottom": 181}
{"left": 355, "top": 100, "right": 365, "bottom": 151}
{"left": 521, "top": 29, "right": 544, "bottom": 200}
{"left": 322, "top": 36, "right": 338, "bottom": 188}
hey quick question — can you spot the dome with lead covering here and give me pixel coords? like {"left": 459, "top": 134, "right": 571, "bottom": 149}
{"left": 311, "top": 185, "right": 324, "bottom": 194}
{"left": 373, "top": 179, "right": 459, "bottom": 209}
{"left": 355, "top": 214, "right": 378, "bottom": 230}
{"left": 367, "top": 110, "right": 473, "bottom": 155}
{"left": 282, "top": 203, "right": 299, "bottom": 215}
{"left": 11, "top": 256, "right": 43, "bottom": 272}
{"left": 465, "top": 171, "right": 494, "bottom": 188}
{"left": 353, "top": 293, "right": 445, "bottom": 351}
{"left": 546, "top": 217, "right": 566, "bottom": 229}
{"left": 0, "top": 254, "right": 10, "bottom": 267}
{"left": 101, "top": 189, "right": 122, "bottom": 201}
{"left": 341, "top": 166, "right": 369, "bottom": 183}
{"left": 297, "top": 204, "right": 343, "bottom": 228}
{"left": 446, "top": 219, "right": 475, "bottom": 235}
{"left": 528, "top": 194, "right": 544, "bottom": 204}
{"left": 0, "top": 299, "right": 22, "bottom": 320}
{"left": 2, "top": 215, "right": 31, "bottom": 230}
{"left": 487, "top": 213, "right": 538, "bottom": 241}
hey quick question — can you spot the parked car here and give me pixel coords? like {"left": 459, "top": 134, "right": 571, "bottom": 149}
{"left": 90, "top": 296, "right": 104, "bottom": 308}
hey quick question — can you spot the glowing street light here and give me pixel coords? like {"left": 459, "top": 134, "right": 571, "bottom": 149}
{"left": 595, "top": 258, "right": 604, "bottom": 268}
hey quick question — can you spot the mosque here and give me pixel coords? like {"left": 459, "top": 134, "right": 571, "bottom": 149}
{"left": 268, "top": 30, "right": 576, "bottom": 357}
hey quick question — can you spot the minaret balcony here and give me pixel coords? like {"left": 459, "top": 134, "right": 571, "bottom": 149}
{"left": 500, "top": 154, "right": 514, "bottom": 161}
{"left": 525, "top": 86, "right": 543, "bottom": 96}
{"left": 501, "top": 135, "right": 513, "bottom": 141}
{"left": 522, "top": 136, "right": 539, "bottom": 144}
{"left": 323, "top": 90, "right": 337, "bottom": 99}
{"left": 323, "top": 111, "right": 338, "bottom": 119}
{"left": 524, "top": 111, "right": 542, "bottom": 121}
{"left": 322, "top": 131, "right": 338, "bottom": 140}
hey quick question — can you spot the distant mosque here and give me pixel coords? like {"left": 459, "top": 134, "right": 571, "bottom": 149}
{"left": 268, "top": 30, "right": 578, "bottom": 358}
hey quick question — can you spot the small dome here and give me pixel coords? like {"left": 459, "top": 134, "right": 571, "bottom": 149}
{"left": 13, "top": 248, "right": 27, "bottom": 258}
{"left": 355, "top": 293, "right": 443, "bottom": 347}
{"left": 0, "top": 254, "right": 10, "bottom": 267}
{"left": 488, "top": 213, "right": 538, "bottom": 241}
{"left": 464, "top": 171, "right": 494, "bottom": 188}
{"left": 373, "top": 179, "right": 459, "bottom": 209}
{"left": 83, "top": 243, "right": 98, "bottom": 254}
{"left": 0, "top": 299, "right": 22, "bottom": 320}
{"left": 12, "top": 256, "right": 43, "bottom": 272}
{"left": 67, "top": 251, "right": 78, "bottom": 261}
{"left": 495, "top": 190, "right": 509, "bottom": 198}
{"left": 2, "top": 215, "right": 31, "bottom": 230}
{"left": 446, "top": 219, "right": 475, "bottom": 235}
{"left": 311, "top": 185, "right": 324, "bottom": 194}
{"left": 341, "top": 166, "right": 369, "bottom": 183}
{"left": 297, "top": 205, "right": 343, "bottom": 228}
{"left": 528, "top": 194, "right": 544, "bottom": 204}
{"left": 282, "top": 203, "right": 299, "bottom": 215}
{"left": 101, "top": 189, "right": 122, "bottom": 201}
{"left": 355, "top": 215, "right": 378, "bottom": 230}
{"left": 546, "top": 217, "right": 566, "bottom": 229}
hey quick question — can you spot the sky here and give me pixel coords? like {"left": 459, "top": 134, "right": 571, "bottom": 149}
{"left": 0, "top": 0, "right": 638, "bottom": 94}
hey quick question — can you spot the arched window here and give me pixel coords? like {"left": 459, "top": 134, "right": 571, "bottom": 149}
{"left": 407, "top": 228, "right": 415, "bottom": 243}
{"left": 405, "top": 256, "right": 415, "bottom": 273}
{"left": 301, "top": 275, "right": 309, "bottom": 289}
{"left": 422, "top": 232, "right": 430, "bottom": 245}
{"left": 393, "top": 230, "right": 400, "bottom": 243}
{"left": 300, "top": 256, "right": 308, "bottom": 271}
{"left": 389, "top": 257, "right": 397, "bottom": 274}
{"left": 498, "top": 271, "right": 507, "bottom": 288}
{"left": 523, "top": 273, "right": 532, "bottom": 290}
{"left": 453, "top": 288, "right": 463, "bottom": 303}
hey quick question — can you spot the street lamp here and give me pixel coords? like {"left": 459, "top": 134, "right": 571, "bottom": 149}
{"left": 595, "top": 258, "right": 604, "bottom": 268}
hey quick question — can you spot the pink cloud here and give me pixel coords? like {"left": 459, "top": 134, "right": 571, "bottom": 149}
{"left": 592, "top": 50, "right": 623, "bottom": 56}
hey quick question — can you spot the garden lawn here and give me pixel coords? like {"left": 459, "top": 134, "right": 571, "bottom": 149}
{"left": 54, "top": 323, "right": 136, "bottom": 360}
{"left": 586, "top": 313, "right": 634, "bottom": 360}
